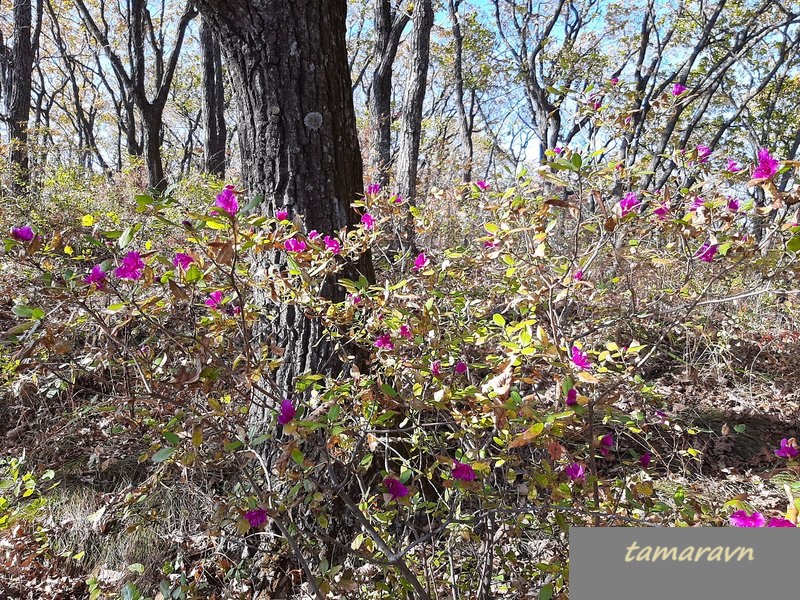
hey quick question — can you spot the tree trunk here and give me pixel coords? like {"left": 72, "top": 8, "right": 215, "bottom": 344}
{"left": 3, "top": 0, "right": 34, "bottom": 195}
{"left": 396, "top": 0, "right": 433, "bottom": 213}
{"left": 447, "top": 0, "right": 473, "bottom": 186}
{"left": 194, "top": 0, "right": 374, "bottom": 406}
{"left": 141, "top": 104, "right": 166, "bottom": 192}
{"left": 200, "top": 16, "right": 227, "bottom": 178}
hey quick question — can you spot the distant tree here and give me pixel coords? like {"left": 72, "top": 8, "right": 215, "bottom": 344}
{"left": 199, "top": 16, "right": 226, "bottom": 178}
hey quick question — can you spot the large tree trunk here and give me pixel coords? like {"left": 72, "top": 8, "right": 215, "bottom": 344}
{"left": 199, "top": 17, "right": 227, "bottom": 178}
{"left": 194, "top": 0, "right": 374, "bottom": 406}
{"left": 2, "top": 0, "right": 34, "bottom": 195}
{"left": 396, "top": 0, "right": 433, "bottom": 242}
{"left": 141, "top": 104, "right": 166, "bottom": 192}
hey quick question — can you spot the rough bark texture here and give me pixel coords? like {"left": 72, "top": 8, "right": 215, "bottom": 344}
{"left": 200, "top": 17, "right": 227, "bottom": 178}
{"left": 448, "top": 0, "right": 473, "bottom": 185}
{"left": 193, "top": 0, "right": 374, "bottom": 408}
{"left": 396, "top": 0, "right": 433, "bottom": 222}
{"left": 2, "top": 0, "right": 34, "bottom": 194}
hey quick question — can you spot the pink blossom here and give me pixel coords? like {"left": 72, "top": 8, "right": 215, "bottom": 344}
{"left": 214, "top": 184, "right": 239, "bottom": 214}
{"left": 392, "top": 193, "right": 404, "bottom": 204}
{"left": 727, "top": 197, "right": 741, "bottom": 212}
{"left": 10, "top": 226, "right": 34, "bottom": 242}
{"left": 730, "top": 510, "right": 765, "bottom": 527}
{"left": 454, "top": 360, "right": 468, "bottom": 374}
{"left": 696, "top": 145, "right": 711, "bottom": 164}
{"left": 399, "top": 325, "right": 412, "bottom": 339}
{"left": 726, "top": 158, "right": 741, "bottom": 173}
{"left": 573, "top": 270, "right": 584, "bottom": 281}
{"left": 115, "top": 251, "right": 145, "bottom": 280}
{"left": 672, "top": 83, "right": 687, "bottom": 96}
{"left": 775, "top": 438, "right": 799, "bottom": 459}
{"left": 767, "top": 518, "right": 796, "bottom": 527}
{"left": 278, "top": 399, "right": 296, "bottom": 425}
{"left": 452, "top": 461, "right": 477, "bottom": 481}
{"left": 554, "top": 147, "right": 563, "bottom": 154}
{"left": 284, "top": 238, "right": 307, "bottom": 253}
{"left": 308, "top": 230, "right": 320, "bottom": 240}
{"left": 695, "top": 242, "right": 718, "bottom": 263}
{"left": 566, "top": 388, "right": 578, "bottom": 406}
{"left": 618, "top": 192, "right": 640, "bottom": 217}
{"left": 571, "top": 345, "right": 592, "bottom": 370}
{"left": 690, "top": 196, "right": 706, "bottom": 211}
{"left": 654, "top": 202, "right": 669, "bottom": 220}
{"left": 476, "top": 180, "right": 489, "bottom": 191}
{"left": 275, "top": 209, "right": 289, "bottom": 221}
{"left": 483, "top": 239, "right": 500, "bottom": 249}
{"left": 84, "top": 264, "right": 107, "bottom": 288}
{"left": 413, "top": 252, "right": 430, "bottom": 271}
{"left": 752, "top": 148, "right": 779, "bottom": 180}
{"left": 361, "top": 213, "right": 376, "bottom": 230}
{"left": 375, "top": 333, "right": 394, "bottom": 350}
{"left": 367, "top": 183, "right": 381, "bottom": 195}
{"left": 384, "top": 476, "right": 409, "bottom": 500}
{"left": 205, "top": 290, "right": 223, "bottom": 309}
{"left": 639, "top": 452, "right": 651, "bottom": 468}
{"left": 173, "top": 252, "right": 194, "bottom": 270}
{"left": 565, "top": 462, "right": 585, "bottom": 481}
{"left": 431, "top": 360, "right": 442, "bottom": 377}
{"left": 609, "top": 76, "right": 620, "bottom": 84}
{"left": 348, "top": 294, "right": 362, "bottom": 305}
{"left": 599, "top": 434, "right": 614, "bottom": 456}
{"left": 323, "top": 235, "right": 341, "bottom": 254}
{"left": 244, "top": 507, "right": 268, "bottom": 528}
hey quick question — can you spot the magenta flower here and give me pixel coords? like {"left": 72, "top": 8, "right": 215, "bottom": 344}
{"left": 278, "top": 399, "right": 296, "bottom": 425}
{"left": 775, "top": 438, "right": 799, "bottom": 459}
{"left": 696, "top": 145, "right": 711, "bottom": 164}
{"left": 384, "top": 476, "right": 410, "bottom": 500}
{"left": 566, "top": 388, "right": 578, "bottom": 406}
{"left": 690, "top": 196, "right": 706, "bottom": 211}
{"left": 275, "top": 209, "right": 288, "bottom": 221}
{"left": 554, "top": 147, "right": 563, "bottom": 154}
{"left": 573, "top": 270, "right": 584, "bottom": 281}
{"left": 639, "top": 452, "right": 651, "bottom": 468}
{"left": 10, "top": 226, "right": 34, "bottom": 242}
{"left": 654, "top": 202, "right": 669, "bottom": 220}
{"left": 476, "top": 180, "right": 489, "bottom": 191}
{"left": 244, "top": 507, "right": 268, "bottom": 528}
{"left": 393, "top": 193, "right": 404, "bottom": 204}
{"left": 323, "top": 235, "right": 341, "bottom": 254}
{"left": 361, "top": 213, "right": 376, "bottom": 230}
{"left": 599, "top": 434, "right": 614, "bottom": 456}
{"left": 431, "top": 360, "right": 442, "bottom": 377}
{"left": 565, "top": 462, "right": 585, "bottom": 482}
{"left": 726, "top": 158, "right": 741, "bottom": 173}
{"left": 452, "top": 461, "right": 477, "bottom": 482}
{"left": 348, "top": 293, "right": 362, "bottom": 305}
{"left": 375, "top": 333, "right": 394, "bottom": 350}
{"left": 730, "top": 510, "right": 766, "bottom": 527}
{"left": 367, "top": 183, "right": 381, "bottom": 195}
{"left": 215, "top": 184, "right": 239, "bottom": 215}
{"left": 768, "top": 518, "right": 796, "bottom": 527}
{"left": 483, "top": 239, "right": 500, "bottom": 249}
{"left": 727, "top": 197, "right": 741, "bottom": 212}
{"left": 672, "top": 83, "right": 687, "bottom": 96}
{"left": 205, "top": 290, "right": 223, "bottom": 310}
{"left": 618, "top": 191, "right": 640, "bottom": 217}
{"left": 752, "top": 148, "right": 779, "bottom": 180}
{"left": 413, "top": 252, "right": 430, "bottom": 271}
{"left": 399, "top": 325, "right": 412, "bottom": 339}
{"left": 84, "top": 264, "right": 107, "bottom": 288}
{"left": 695, "top": 242, "right": 718, "bottom": 263}
{"left": 115, "top": 251, "right": 145, "bottom": 280}
{"left": 284, "top": 238, "right": 307, "bottom": 253}
{"left": 173, "top": 252, "right": 194, "bottom": 270}
{"left": 455, "top": 360, "right": 468, "bottom": 374}
{"left": 609, "top": 76, "right": 620, "bottom": 84}
{"left": 571, "top": 345, "right": 592, "bottom": 370}
{"left": 590, "top": 96, "right": 602, "bottom": 110}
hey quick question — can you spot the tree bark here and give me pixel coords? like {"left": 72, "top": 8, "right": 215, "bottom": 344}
{"left": 193, "top": 0, "right": 374, "bottom": 403}
{"left": 447, "top": 0, "right": 473, "bottom": 186}
{"left": 2, "top": 0, "right": 34, "bottom": 195}
{"left": 396, "top": 0, "right": 433, "bottom": 243}
{"left": 200, "top": 17, "right": 227, "bottom": 178}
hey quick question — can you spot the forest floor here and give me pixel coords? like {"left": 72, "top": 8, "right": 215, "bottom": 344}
{"left": 2, "top": 328, "right": 800, "bottom": 599}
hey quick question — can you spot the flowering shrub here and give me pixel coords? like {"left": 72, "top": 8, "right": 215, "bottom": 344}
{"left": 3, "top": 143, "right": 800, "bottom": 597}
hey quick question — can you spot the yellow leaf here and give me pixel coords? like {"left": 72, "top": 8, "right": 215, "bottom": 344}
{"left": 81, "top": 214, "right": 94, "bottom": 227}
{"left": 508, "top": 422, "right": 545, "bottom": 448}
{"left": 64, "top": 245, "right": 74, "bottom": 255}
{"left": 576, "top": 371, "right": 599, "bottom": 384}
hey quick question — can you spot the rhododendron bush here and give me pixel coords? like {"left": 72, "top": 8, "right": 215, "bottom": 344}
{"left": 2, "top": 148, "right": 800, "bottom": 597}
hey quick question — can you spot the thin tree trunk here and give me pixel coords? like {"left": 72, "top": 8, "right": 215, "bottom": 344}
{"left": 200, "top": 16, "right": 226, "bottom": 178}
{"left": 448, "top": 0, "right": 473, "bottom": 186}
{"left": 396, "top": 0, "right": 433, "bottom": 244}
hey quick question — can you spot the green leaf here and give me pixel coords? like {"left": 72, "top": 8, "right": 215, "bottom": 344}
{"left": 539, "top": 583, "right": 554, "bottom": 600}
{"left": 151, "top": 447, "right": 177, "bottom": 463}
{"left": 381, "top": 384, "right": 399, "bottom": 398}
{"left": 120, "top": 582, "right": 142, "bottom": 600}
{"left": 571, "top": 153, "right": 582, "bottom": 170}
{"left": 163, "top": 431, "right": 180, "bottom": 446}
{"left": 787, "top": 236, "right": 800, "bottom": 253}
{"left": 118, "top": 224, "right": 140, "bottom": 249}
{"left": 291, "top": 448, "right": 304, "bottom": 466}
{"left": 492, "top": 313, "right": 506, "bottom": 327}
{"left": 184, "top": 264, "right": 203, "bottom": 283}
